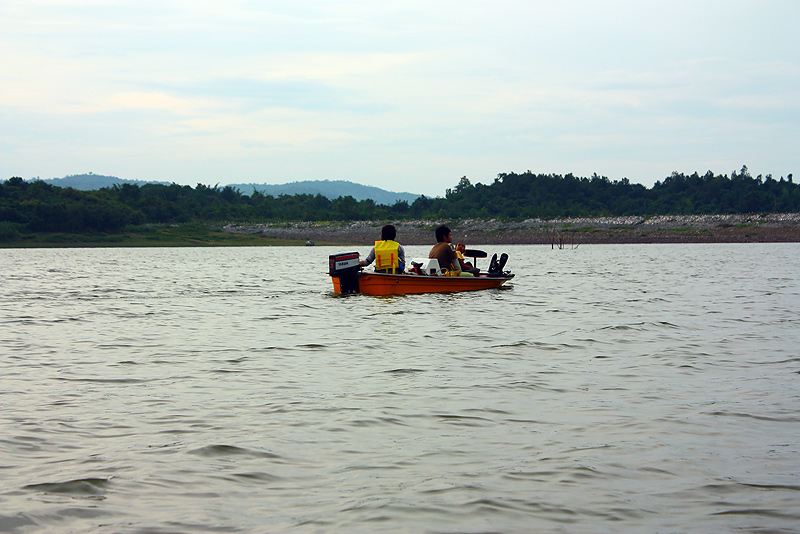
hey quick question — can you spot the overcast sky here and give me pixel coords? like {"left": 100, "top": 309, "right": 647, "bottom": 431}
{"left": 2, "top": 1, "right": 798, "bottom": 197}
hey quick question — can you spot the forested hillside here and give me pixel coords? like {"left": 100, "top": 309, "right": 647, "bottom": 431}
{"left": 443, "top": 167, "right": 797, "bottom": 218}
{"left": 1, "top": 167, "right": 798, "bottom": 239}
{"left": 228, "top": 180, "right": 420, "bottom": 204}
{"left": 41, "top": 173, "right": 171, "bottom": 190}
{"left": 43, "top": 174, "right": 419, "bottom": 205}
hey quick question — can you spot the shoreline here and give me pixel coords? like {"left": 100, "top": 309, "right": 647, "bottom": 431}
{"left": 3, "top": 214, "right": 798, "bottom": 247}
{"left": 223, "top": 213, "right": 800, "bottom": 246}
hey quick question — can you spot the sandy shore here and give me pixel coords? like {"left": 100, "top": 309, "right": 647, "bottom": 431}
{"left": 222, "top": 213, "right": 800, "bottom": 246}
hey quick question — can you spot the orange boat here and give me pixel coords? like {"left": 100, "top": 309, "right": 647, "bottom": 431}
{"left": 328, "top": 251, "right": 514, "bottom": 296}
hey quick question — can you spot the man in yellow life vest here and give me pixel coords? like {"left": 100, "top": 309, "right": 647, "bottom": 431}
{"left": 360, "top": 224, "right": 405, "bottom": 274}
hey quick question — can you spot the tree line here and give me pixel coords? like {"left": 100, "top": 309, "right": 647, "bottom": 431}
{"left": 1, "top": 167, "right": 798, "bottom": 238}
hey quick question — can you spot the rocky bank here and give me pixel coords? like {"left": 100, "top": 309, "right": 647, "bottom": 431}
{"left": 221, "top": 213, "right": 800, "bottom": 246}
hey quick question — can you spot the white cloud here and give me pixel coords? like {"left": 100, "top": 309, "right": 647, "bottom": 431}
{"left": 1, "top": 0, "right": 799, "bottom": 194}
{"left": 107, "top": 92, "right": 197, "bottom": 113}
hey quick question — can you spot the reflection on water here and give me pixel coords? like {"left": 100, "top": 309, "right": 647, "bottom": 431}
{"left": 1, "top": 244, "right": 799, "bottom": 533}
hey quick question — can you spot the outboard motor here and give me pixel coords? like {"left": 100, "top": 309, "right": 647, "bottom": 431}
{"left": 329, "top": 252, "right": 361, "bottom": 293}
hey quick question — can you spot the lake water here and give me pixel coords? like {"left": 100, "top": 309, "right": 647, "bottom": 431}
{"left": 1, "top": 243, "right": 799, "bottom": 534}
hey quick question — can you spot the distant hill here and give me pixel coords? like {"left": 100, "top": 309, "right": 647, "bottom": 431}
{"left": 38, "top": 175, "right": 421, "bottom": 205}
{"left": 229, "top": 180, "right": 420, "bottom": 205}
{"left": 41, "top": 174, "right": 171, "bottom": 189}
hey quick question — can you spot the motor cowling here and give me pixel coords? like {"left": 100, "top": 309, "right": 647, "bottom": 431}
{"left": 329, "top": 252, "right": 361, "bottom": 293}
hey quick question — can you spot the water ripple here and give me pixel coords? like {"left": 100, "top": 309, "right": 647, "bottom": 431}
{"left": 187, "top": 445, "right": 284, "bottom": 459}
{"left": 23, "top": 478, "right": 113, "bottom": 496}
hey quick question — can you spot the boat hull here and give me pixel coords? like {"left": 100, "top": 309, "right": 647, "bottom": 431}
{"left": 331, "top": 272, "right": 514, "bottom": 296}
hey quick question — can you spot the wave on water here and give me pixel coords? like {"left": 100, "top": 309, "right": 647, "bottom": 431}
{"left": 23, "top": 478, "right": 113, "bottom": 496}
{"left": 187, "top": 444, "right": 284, "bottom": 459}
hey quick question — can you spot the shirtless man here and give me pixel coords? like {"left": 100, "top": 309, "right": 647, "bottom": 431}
{"left": 429, "top": 225, "right": 473, "bottom": 276}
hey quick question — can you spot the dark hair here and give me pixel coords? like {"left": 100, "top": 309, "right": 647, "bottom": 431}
{"left": 381, "top": 224, "right": 397, "bottom": 241}
{"left": 435, "top": 225, "right": 451, "bottom": 242}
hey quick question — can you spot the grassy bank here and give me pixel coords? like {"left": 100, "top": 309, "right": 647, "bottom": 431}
{"left": 0, "top": 224, "right": 309, "bottom": 248}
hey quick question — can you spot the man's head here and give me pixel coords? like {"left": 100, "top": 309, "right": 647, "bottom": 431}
{"left": 435, "top": 225, "right": 452, "bottom": 243}
{"left": 381, "top": 224, "right": 397, "bottom": 241}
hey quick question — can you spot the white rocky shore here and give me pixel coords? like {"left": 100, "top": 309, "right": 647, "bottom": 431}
{"left": 221, "top": 213, "right": 800, "bottom": 245}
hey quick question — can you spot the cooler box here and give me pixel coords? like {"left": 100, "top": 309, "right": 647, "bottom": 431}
{"left": 410, "top": 258, "right": 441, "bottom": 275}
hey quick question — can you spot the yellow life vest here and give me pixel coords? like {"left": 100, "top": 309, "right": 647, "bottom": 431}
{"left": 374, "top": 240, "right": 400, "bottom": 272}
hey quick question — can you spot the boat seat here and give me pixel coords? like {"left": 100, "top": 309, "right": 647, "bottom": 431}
{"left": 487, "top": 253, "right": 509, "bottom": 276}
